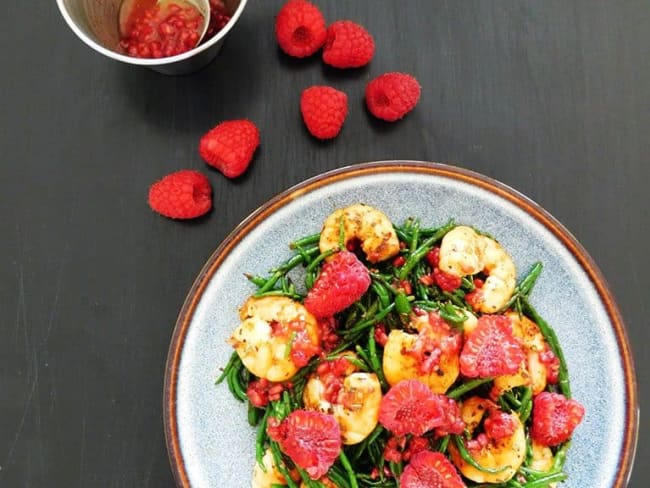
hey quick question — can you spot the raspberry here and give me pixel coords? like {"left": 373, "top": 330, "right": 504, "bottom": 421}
{"left": 400, "top": 451, "right": 466, "bottom": 488}
{"left": 433, "top": 267, "right": 462, "bottom": 291}
{"left": 531, "top": 392, "right": 585, "bottom": 446}
{"left": 365, "top": 72, "right": 421, "bottom": 121}
{"left": 322, "top": 20, "right": 375, "bottom": 68}
{"left": 425, "top": 247, "right": 440, "bottom": 268}
{"left": 303, "top": 251, "right": 371, "bottom": 317}
{"left": 379, "top": 380, "right": 464, "bottom": 437}
{"left": 300, "top": 86, "right": 348, "bottom": 140}
{"left": 199, "top": 120, "right": 260, "bottom": 178}
{"left": 267, "top": 410, "right": 341, "bottom": 479}
{"left": 459, "top": 315, "right": 526, "bottom": 378}
{"left": 275, "top": 0, "right": 327, "bottom": 58}
{"left": 147, "top": 170, "right": 211, "bottom": 219}
{"left": 484, "top": 410, "right": 517, "bottom": 440}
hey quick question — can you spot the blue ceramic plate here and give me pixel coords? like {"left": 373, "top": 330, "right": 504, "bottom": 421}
{"left": 164, "top": 162, "right": 637, "bottom": 488}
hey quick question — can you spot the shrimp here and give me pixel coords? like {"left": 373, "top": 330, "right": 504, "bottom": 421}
{"left": 439, "top": 226, "right": 516, "bottom": 313}
{"left": 252, "top": 448, "right": 299, "bottom": 488}
{"left": 448, "top": 396, "right": 526, "bottom": 483}
{"left": 300, "top": 477, "right": 337, "bottom": 488}
{"left": 229, "top": 296, "right": 320, "bottom": 382}
{"left": 319, "top": 204, "right": 400, "bottom": 263}
{"left": 303, "top": 352, "right": 382, "bottom": 445}
{"left": 382, "top": 312, "right": 465, "bottom": 393}
{"left": 491, "top": 312, "right": 549, "bottom": 397}
{"left": 529, "top": 440, "right": 558, "bottom": 488}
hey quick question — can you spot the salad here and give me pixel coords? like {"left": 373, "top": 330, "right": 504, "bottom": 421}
{"left": 217, "top": 204, "right": 585, "bottom": 488}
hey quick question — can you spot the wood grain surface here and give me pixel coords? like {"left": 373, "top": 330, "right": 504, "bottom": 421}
{"left": 0, "top": 0, "right": 648, "bottom": 486}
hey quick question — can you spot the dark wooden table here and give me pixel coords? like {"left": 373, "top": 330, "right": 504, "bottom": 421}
{"left": 1, "top": 0, "right": 647, "bottom": 486}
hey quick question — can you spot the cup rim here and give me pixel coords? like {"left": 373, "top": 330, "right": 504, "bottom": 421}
{"left": 56, "top": 0, "right": 249, "bottom": 66}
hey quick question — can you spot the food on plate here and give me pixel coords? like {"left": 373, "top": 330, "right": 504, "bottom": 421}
{"left": 217, "top": 204, "right": 584, "bottom": 487}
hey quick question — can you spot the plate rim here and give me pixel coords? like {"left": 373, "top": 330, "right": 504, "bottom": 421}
{"left": 163, "top": 160, "right": 638, "bottom": 487}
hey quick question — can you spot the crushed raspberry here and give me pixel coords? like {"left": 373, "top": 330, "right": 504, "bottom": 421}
{"left": 484, "top": 410, "right": 517, "bottom": 440}
{"left": 318, "top": 316, "right": 340, "bottom": 352}
{"left": 379, "top": 380, "right": 464, "bottom": 437}
{"left": 120, "top": 1, "right": 204, "bottom": 58}
{"left": 419, "top": 273, "right": 435, "bottom": 286}
{"left": 426, "top": 247, "right": 441, "bottom": 268}
{"left": 374, "top": 324, "right": 388, "bottom": 347}
{"left": 204, "top": 0, "right": 231, "bottom": 39}
{"left": 267, "top": 410, "right": 342, "bottom": 479}
{"left": 246, "top": 378, "right": 270, "bottom": 407}
{"left": 287, "top": 320, "right": 321, "bottom": 367}
{"left": 459, "top": 315, "right": 526, "bottom": 378}
{"left": 405, "top": 312, "right": 462, "bottom": 375}
{"left": 539, "top": 348, "right": 561, "bottom": 384}
{"left": 395, "top": 279, "right": 412, "bottom": 295}
{"left": 383, "top": 436, "right": 430, "bottom": 464}
{"left": 465, "top": 288, "right": 483, "bottom": 311}
{"left": 432, "top": 395, "right": 465, "bottom": 437}
{"left": 403, "top": 436, "right": 431, "bottom": 462}
{"left": 433, "top": 268, "right": 462, "bottom": 292}
{"left": 304, "top": 251, "right": 371, "bottom": 318}
{"left": 246, "top": 379, "right": 289, "bottom": 407}
{"left": 383, "top": 436, "right": 405, "bottom": 463}
{"left": 466, "top": 432, "right": 489, "bottom": 452}
{"left": 531, "top": 392, "right": 585, "bottom": 447}
{"left": 315, "top": 356, "right": 353, "bottom": 404}
{"left": 400, "top": 451, "right": 466, "bottom": 488}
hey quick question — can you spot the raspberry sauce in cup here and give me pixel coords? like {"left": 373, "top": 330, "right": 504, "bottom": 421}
{"left": 119, "top": 0, "right": 210, "bottom": 59}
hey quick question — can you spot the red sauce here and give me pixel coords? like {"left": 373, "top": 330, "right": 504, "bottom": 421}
{"left": 119, "top": 0, "right": 232, "bottom": 59}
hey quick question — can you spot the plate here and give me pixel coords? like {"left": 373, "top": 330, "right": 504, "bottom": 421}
{"left": 164, "top": 161, "right": 637, "bottom": 488}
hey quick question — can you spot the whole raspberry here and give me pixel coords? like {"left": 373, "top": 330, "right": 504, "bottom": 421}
{"left": 400, "top": 451, "right": 466, "bottom": 488}
{"left": 267, "top": 410, "right": 341, "bottom": 479}
{"left": 322, "top": 20, "right": 375, "bottom": 68}
{"left": 365, "top": 72, "right": 421, "bottom": 121}
{"left": 148, "top": 170, "right": 212, "bottom": 219}
{"left": 300, "top": 86, "right": 348, "bottom": 140}
{"left": 303, "top": 251, "right": 370, "bottom": 317}
{"left": 199, "top": 120, "right": 260, "bottom": 178}
{"left": 459, "top": 315, "right": 526, "bottom": 378}
{"left": 275, "top": 0, "right": 327, "bottom": 58}
{"left": 531, "top": 392, "right": 585, "bottom": 446}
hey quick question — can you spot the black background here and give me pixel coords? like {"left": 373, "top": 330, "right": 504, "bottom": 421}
{"left": 1, "top": 0, "right": 647, "bottom": 486}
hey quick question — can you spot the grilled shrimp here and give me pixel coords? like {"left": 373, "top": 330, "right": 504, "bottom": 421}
{"left": 382, "top": 312, "right": 464, "bottom": 393}
{"left": 252, "top": 448, "right": 298, "bottom": 488}
{"left": 300, "top": 477, "right": 337, "bottom": 488}
{"left": 448, "top": 396, "right": 526, "bottom": 483}
{"left": 303, "top": 352, "right": 382, "bottom": 445}
{"left": 529, "top": 440, "right": 558, "bottom": 487}
{"left": 439, "top": 226, "right": 516, "bottom": 313}
{"left": 229, "top": 296, "right": 320, "bottom": 382}
{"left": 319, "top": 204, "right": 400, "bottom": 263}
{"left": 491, "top": 312, "right": 549, "bottom": 397}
